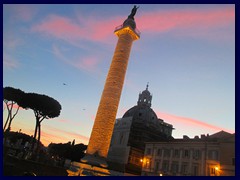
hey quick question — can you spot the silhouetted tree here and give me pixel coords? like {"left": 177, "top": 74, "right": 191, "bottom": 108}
{"left": 71, "top": 139, "right": 75, "bottom": 146}
{"left": 20, "top": 93, "right": 61, "bottom": 152}
{"left": 71, "top": 143, "right": 87, "bottom": 162}
{"left": 3, "top": 87, "right": 25, "bottom": 132}
{"left": 48, "top": 142, "right": 87, "bottom": 162}
{"left": 3, "top": 131, "right": 44, "bottom": 148}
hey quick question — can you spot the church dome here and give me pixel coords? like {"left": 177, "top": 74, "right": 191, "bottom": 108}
{"left": 122, "top": 105, "right": 158, "bottom": 121}
{"left": 122, "top": 84, "right": 157, "bottom": 122}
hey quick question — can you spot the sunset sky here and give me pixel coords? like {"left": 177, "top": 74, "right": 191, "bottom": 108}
{"left": 3, "top": 4, "right": 235, "bottom": 146}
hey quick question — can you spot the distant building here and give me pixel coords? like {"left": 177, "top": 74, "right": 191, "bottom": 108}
{"left": 107, "top": 84, "right": 174, "bottom": 175}
{"left": 141, "top": 131, "right": 235, "bottom": 176}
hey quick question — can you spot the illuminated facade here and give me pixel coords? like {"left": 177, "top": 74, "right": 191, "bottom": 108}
{"left": 107, "top": 85, "right": 174, "bottom": 175}
{"left": 141, "top": 131, "right": 235, "bottom": 176}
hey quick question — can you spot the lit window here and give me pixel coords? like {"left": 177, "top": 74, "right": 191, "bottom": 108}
{"left": 211, "top": 167, "right": 216, "bottom": 175}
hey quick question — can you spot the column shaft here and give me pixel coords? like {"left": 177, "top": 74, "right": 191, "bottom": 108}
{"left": 87, "top": 33, "right": 134, "bottom": 158}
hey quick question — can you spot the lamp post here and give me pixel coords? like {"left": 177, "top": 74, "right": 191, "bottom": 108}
{"left": 215, "top": 166, "right": 221, "bottom": 176}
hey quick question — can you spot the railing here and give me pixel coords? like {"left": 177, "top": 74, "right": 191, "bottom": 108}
{"left": 115, "top": 24, "right": 123, "bottom": 31}
{"left": 134, "top": 28, "right": 141, "bottom": 36}
{"left": 114, "top": 24, "right": 141, "bottom": 36}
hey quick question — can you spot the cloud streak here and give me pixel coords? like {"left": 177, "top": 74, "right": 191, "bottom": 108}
{"left": 57, "top": 118, "right": 81, "bottom": 126}
{"left": 52, "top": 44, "right": 101, "bottom": 73}
{"left": 31, "top": 6, "right": 234, "bottom": 45}
{"left": 3, "top": 54, "right": 18, "bottom": 69}
{"left": 156, "top": 111, "right": 234, "bottom": 134}
{"left": 31, "top": 14, "right": 121, "bottom": 45}
{"left": 6, "top": 4, "right": 37, "bottom": 22}
{"left": 138, "top": 6, "right": 234, "bottom": 36}
{"left": 42, "top": 125, "right": 89, "bottom": 146}
{"left": 3, "top": 37, "right": 24, "bottom": 70}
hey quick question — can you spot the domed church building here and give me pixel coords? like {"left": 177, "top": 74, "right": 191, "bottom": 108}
{"left": 107, "top": 84, "right": 174, "bottom": 175}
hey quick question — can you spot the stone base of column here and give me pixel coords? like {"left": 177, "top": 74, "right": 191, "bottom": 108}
{"left": 67, "top": 161, "right": 110, "bottom": 176}
{"left": 81, "top": 153, "right": 108, "bottom": 168}
{"left": 67, "top": 158, "right": 124, "bottom": 176}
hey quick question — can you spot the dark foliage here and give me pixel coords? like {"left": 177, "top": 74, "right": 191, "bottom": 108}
{"left": 3, "top": 131, "right": 44, "bottom": 148}
{"left": 20, "top": 93, "right": 61, "bottom": 118}
{"left": 48, "top": 142, "right": 87, "bottom": 162}
{"left": 3, "top": 87, "right": 25, "bottom": 131}
{"left": 19, "top": 92, "right": 61, "bottom": 152}
{"left": 3, "top": 87, "right": 25, "bottom": 103}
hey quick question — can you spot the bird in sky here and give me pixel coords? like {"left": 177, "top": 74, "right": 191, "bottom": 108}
{"left": 63, "top": 83, "right": 67, "bottom": 86}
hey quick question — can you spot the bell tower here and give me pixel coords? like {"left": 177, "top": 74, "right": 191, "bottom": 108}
{"left": 137, "top": 83, "right": 152, "bottom": 107}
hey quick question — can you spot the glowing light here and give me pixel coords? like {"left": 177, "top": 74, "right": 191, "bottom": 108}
{"left": 86, "top": 19, "right": 139, "bottom": 158}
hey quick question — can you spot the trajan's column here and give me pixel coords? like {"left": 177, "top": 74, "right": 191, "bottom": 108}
{"left": 81, "top": 6, "right": 140, "bottom": 168}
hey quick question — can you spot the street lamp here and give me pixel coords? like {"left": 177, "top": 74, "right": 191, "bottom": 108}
{"left": 215, "top": 166, "right": 221, "bottom": 176}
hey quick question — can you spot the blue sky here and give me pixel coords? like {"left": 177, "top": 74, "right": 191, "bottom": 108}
{"left": 3, "top": 4, "right": 235, "bottom": 146}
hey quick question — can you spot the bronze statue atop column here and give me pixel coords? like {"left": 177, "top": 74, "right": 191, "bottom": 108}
{"left": 128, "top": 5, "right": 139, "bottom": 20}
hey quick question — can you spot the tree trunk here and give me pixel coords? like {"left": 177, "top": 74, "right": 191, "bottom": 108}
{"left": 36, "top": 123, "right": 41, "bottom": 153}
{"left": 7, "top": 106, "right": 19, "bottom": 131}
{"left": 31, "top": 118, "right": 39, "bottom": 151}
{"left": 3, "top": 102, "right": 11, "bottom": 131}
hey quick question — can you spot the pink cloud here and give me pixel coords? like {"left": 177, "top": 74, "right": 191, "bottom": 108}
{"left": 4, "top": 38, "right": 23, "bottom": 49}
{"left": 3, "top": 59, "right": 18, "bottom": 69}
{"left": 6, "top": 119, "right": 88, "bottom": 146}
{"left": 155, "top": 111, "right": 234, "bottom": 134}
{"left": 73, "top": 56, "right": 100, "bottom": 72}
{"left": 3, "top": 52, "right": 18, "bottom": 69}
{"left": 52, "top": 44, "right": 101, "bottom": 73}
{"left": 91, "top": 115, "right": 95, "bottom": 121}
{"left": 31, "top": 6, "right": 234, "bottom": 45}
{"left": 57, "top": 118, "right": 81, "bottom": 126}
{"left": 32, "top": 13, "right": 122, "bottom": 43}
{"left": 12, "top": 104, "right": 23, "bottom": 109}
{"left": 9, "top": 4, "right": 37, "bottom": 22}
{"left": 137, "top": 6, "right": 234, "bottom": 39}
{"left": 31, "top": 15, "right": 89, "bottom": 43}
{"left": 43, "top": 125, "right": 89, "bottom": 145}
{"left": 57, "top": 119, "right": 69, "bottom": 123}
{"left": 3, "top": 37, "right": 24, "bottom": 70}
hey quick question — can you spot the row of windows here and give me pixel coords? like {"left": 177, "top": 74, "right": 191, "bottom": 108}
{"left": 144, "top": 160, "right": 199, "bottom": 175}
{"left": 145, "top": 148, "right": 219, "bottom": 160}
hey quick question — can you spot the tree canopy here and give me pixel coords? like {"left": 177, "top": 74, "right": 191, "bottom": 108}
{"left": 19, "top": 92, "right": 61, "bottom": 152}
{"left": 3, "top": 87, "right": 25, "bottom": 103}
{"left": 3, "top": 87, "right": 25, "bottom": 131}
{"left": 20, "top": 93, "right": 61, "bottom": 119}
{"left": 48, "top": 142, "right": 87, "bottom": 162}
{"left": 4, "top": 87, "right": 62, "bottom": 156}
